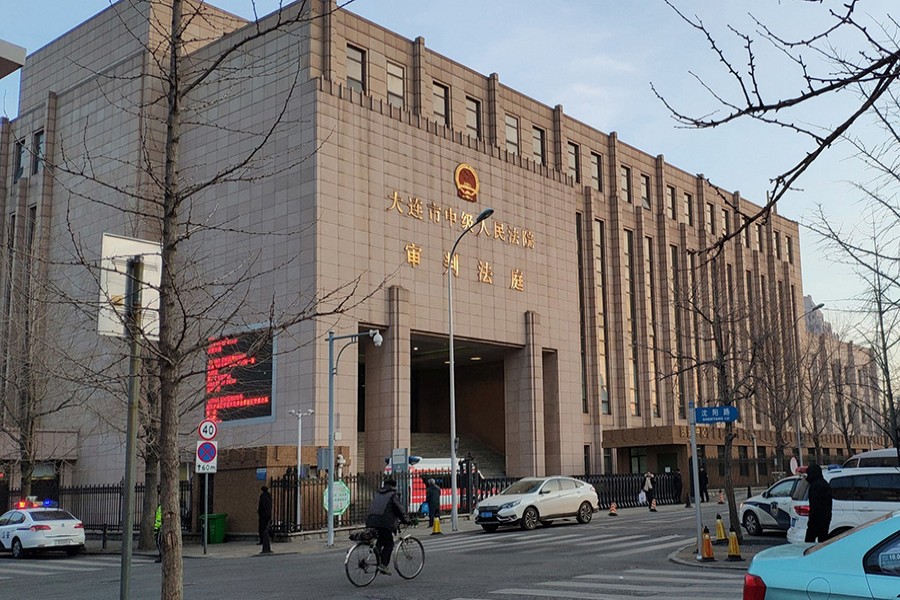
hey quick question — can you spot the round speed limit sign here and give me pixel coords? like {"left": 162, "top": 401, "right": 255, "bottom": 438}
{"left": 198, "top": 419, "right": 218, "bottom": 441}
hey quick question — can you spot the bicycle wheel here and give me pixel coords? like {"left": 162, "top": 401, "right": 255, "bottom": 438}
{"left": 345, "top": 542, "right": 379, "bottom": 587}
{"left": 394, "top": 536, "right": 425, "bottom": 579}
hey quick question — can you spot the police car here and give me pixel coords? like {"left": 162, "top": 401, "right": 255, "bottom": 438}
{"left": 0, "top": 499, "right": 85, "bottom": 558}
{"left": 739, "top": 475, "right": 802, "bottom": 536}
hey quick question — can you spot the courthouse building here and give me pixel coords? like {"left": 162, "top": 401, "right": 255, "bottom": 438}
{"left": 0, "top": 0, "right": 883, "bottom": 495}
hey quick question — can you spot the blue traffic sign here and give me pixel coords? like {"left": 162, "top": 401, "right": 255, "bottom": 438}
{"left": 197, "top": 441, "right": 217, "bottom": 463}
{"left": 694, "top": 405, "right": 739, "bottom": 424}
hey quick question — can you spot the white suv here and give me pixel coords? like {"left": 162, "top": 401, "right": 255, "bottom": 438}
{"left": 786, "top": 466, "right": 900, "bottom": 543}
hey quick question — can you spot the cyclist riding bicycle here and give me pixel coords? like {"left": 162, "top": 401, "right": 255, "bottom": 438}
{"left": 365, "top": 477, "right": 409, "bottom": 575}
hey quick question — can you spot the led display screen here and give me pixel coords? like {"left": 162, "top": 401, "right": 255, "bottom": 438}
{"left": 205, "top": 329, "right": 274, "bottom": 422}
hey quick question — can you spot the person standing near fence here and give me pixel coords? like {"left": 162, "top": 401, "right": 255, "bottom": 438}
{"left": 425, "top": 478, "right": 441, "bottom": 529}
{"left": 673, "top": 468, "right": 683, "bottom": 505}
{"left": 642, "top": 472, "right": 656, "bottom": 511}
{"left": 258, "top": 485, "right": 273, "bottom": 554}
{"left": 699, "top": 467, "right": 710, "bottom": 503}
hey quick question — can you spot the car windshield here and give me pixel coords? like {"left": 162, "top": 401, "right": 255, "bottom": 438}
{"left": 501, "top": 479, "right": 544, "bottom": 495}
{"left": 31, "top": 510, "right": 76, "bottom": 521}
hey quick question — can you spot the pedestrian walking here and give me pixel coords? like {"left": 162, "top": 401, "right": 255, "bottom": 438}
{"left": 425, "top": 478, "right": 441, "bottom": 529}
{"left": 699, "top": 467, "right": 710, "bottom": 503}
{"left": 258, "top": 485, "right": 273, "bottom": 554}
{"left": 365, "top": 478, "right": 409, "bottom": 575}
{"left": 804, "top": 463, "right": 833, "bottom": 543}
{"left": 642, "top": 472, "right": 656, "bottom": 511}
{"left": 673, "top": 468, "right": 683, "bottom": 505}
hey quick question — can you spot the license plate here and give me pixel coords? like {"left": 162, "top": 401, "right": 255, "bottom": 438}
{"left": 56, "top": 539, "right": 73, "bottom": 545}
{"left": 481, "top": 512, "right": 493, "bottom": 519}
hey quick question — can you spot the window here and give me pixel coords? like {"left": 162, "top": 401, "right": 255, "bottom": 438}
{"left": 14, "top": 140, "right": 25, "bottom": 182}
{"left": 787, "top": 236, "right": 794, "bottom": 264}
{"left": 346, "top": 45, "right": 366, "bottom": 93}
{"left": 645, "top": 236, "right": 658, "bottom": 416}
{"left": 774, "top": 231, "right": 782, "bottom": 259}
{"left": 758, "top": 447, "right": 768, "bottom": 476}
{"left": 706, "top": 202, "right": 715, "bottom": 234}
{"left": 31, "top": 130, "right": 44, "bottom": 175}
{"left": 577, "top": 213, "right": 588, "bottom": 414}
{"left": 386, "top": 62, "right": 404, "bottom": 109}
{"left": 738, "top": 446, "right": 749, "bottom": 476}
{"left": 624, "top": 229, "right": 639, "bottom": 415}
{"left": 590, "top": 153, "right": 602, "bottom": 192}
{"left": 465, "top": 97, "right": 481, "bottom": 139}
{"left": 594, "top": 220, "right": 611, "bottom": 416}
{"left": 567, "top": 142, "right": 580, "bottom": 182}
{"left": 756, "top": 224, "right": 764, "bottom": 252}
{"left": 532, "top": 127, "right": 545, "bottom": 165}
{"left": 620, "top": 166, "right": 632, "bottom": 203}
{"left": 667, "top": 186, "right": 677, "bottom": 219}
{"left": 505, "top": 114, "right": 519, "bottom": 154}
{"left": 743, "top": 217, "right": 751, "bottom": 248}
{"left": 722, "top": 209, "right": 730, "bottom": 235}
{"left": 640, "top": 174, "right": 651, "bottom": 209}
{"left": 583, "top": 446, "right": 591, "bottom": 476}
{"left": 684, "top": 193, "right": 693, "bottom": 226}
{"left": 433, "top": 81, "right": 450, "bottom": 126}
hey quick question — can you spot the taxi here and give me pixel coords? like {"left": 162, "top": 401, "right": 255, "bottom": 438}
{"left": 0, "top": 499, "right": 85, "bottom": 558}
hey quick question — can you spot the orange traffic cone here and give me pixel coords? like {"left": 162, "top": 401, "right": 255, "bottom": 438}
{"left": 718, "top": 489, "right": 725, "bottom": 504}
{"left": 726, "top": 528, "right": 744, "bottom": 561}
{"left": 431, "top": 516, "right": 443, "bottom": 535}
{"left": 649, "top": 498, "right": 657, "bottom": 512}
{"left": 714, "top": 513, "right": 727, "bottom": 544}
{"left": 608, "top": 502, "right": 619, "bottom": 516}
{"left": 700, "top": 526, "right": 716, "bottom": 562}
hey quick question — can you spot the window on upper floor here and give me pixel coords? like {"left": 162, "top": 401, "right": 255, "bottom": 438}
{"left": 532, "top": 127, "right": 546, "bottom": 165}
{"left": 684, "top": 193, "right": 693, "bottom": 226}
{"left": 13, "top": 139, "right": 25, "bottom": 182}
{"left": 433, "top": 81, "right": 450, "bottom": 127}
{"left": 667, "top": 186, "right": 677, "bottom": 220}
{"left": 32, "top": 130, "right": 44, "bottom": 175}
{"left": 743, "top": 216, "right": 751, "bottom": 247}
{"left": 640, "top": 174, "right": 651, "bottom": 209}
{"left": 590, "top": 152, "right": 602, "bottom": 192}
{"left": 505, "top": 114, "right": 519, "bottom": 154}
{"left": 568, "top": 142, "right": 580, "bottom": 183}
{"left": 756, "top": 224, "right": 764, "bottom": 252}
{"left": 787, "top": 236, "right": 794, "bottom": 264}
{"left": 722, "top": 209, "right": 730, "bottom": 236}
{"left": 386, "top": 62, "right": 404, "bottom": 109}
{"left": 706, "top": 202, "right": 715, "bottom": 234}
{"left": 620, "top": 166, "right": 632, "bottom": 203}
{"left": 774, "top": 231, "right": 782, "bottom": 259}
{"left": 465, "top": 97, "right": 481, "bottom": 139}
{"left": 346, "top": 45, "right": 366, "bottom": 93}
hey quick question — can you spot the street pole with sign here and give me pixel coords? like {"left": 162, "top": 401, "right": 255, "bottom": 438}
{"left": 196, "top": 421, "right": 218, "bottom": 555}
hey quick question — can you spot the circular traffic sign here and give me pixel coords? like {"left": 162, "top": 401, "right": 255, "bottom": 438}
{"left": 198, "top": 419, "right": 218, "bottom": 440}
{"left": 197, "top": 441, "right": 217, "bottom": 463}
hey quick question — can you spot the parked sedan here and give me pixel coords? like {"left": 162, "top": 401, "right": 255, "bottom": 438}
{"left": 739, "top": 475, "right": 801, "bottom": 536}
{"left": 744, "top": 510, "right": 900, "bottom": 600}
{"left": 0, "top": 502, "right": 85, "bottom": 558}
{"left": 474, "top": 476, "right": 598, "bottom": 532}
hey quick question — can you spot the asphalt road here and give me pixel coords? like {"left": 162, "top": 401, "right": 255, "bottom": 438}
{"left": 2, "top": 502, "right": 783, "bottom": 599}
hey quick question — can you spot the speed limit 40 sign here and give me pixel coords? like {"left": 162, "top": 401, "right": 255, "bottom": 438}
{"left": 198, "top": 419, "right": 218, "bottom": 440}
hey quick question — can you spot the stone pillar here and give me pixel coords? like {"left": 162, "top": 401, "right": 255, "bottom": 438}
{"left": 504, "top": 311, "right": 545, "bottom": 476}
{"left": 364, "top": 286, "right": 411, "bottom": 472}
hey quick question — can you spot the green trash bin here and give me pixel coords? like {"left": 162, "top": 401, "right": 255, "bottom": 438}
{"left": 200, "top": 513, "right": 228, "bottom": 544}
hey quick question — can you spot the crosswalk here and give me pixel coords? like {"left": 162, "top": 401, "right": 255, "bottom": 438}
{"left": 448, "top": 567, "right": 744, "bottom": 600}
{"left": 0, "top": 554, "right": 157, "bottom": 580}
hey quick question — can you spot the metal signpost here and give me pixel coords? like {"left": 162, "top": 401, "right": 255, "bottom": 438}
{"left": 195, "top": 427, "right": 218, "bottom": 556}
{"left": 689, "top": 402, "right": 739, "bottom": 560}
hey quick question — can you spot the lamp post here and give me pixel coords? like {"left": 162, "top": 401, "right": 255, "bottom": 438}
{"left": 288, "top": 408, "right": 313, "bottom": 531}
{"left": 750, "top": 433, "right": 759, "bottom": 486}
{"left": 794, "top": 302, "right": 825, "bottom": 468}
{"left": 327, "top": 328, "right": 383, "bottom": 547}
{"left": 448, "top": 207, "right": 494, "bottom": 532}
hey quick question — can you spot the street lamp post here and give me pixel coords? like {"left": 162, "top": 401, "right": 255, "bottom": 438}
{"left": 794, "top": 302, "right": 825, "bottom": 468}
{"left": 327, "top": 328, "right": 383, "bottom": 547}
{"left": 750, "top": 433, "right": 759, "bottom": 486}
{"left": 288, "top": 408, "right": 313, "bottom": 531}
{"left": 448, "top": 207, "right": 494, "bottom": 532}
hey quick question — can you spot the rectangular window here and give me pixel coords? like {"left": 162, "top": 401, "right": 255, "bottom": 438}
{"left": 706, "top": 202, "right": 715, "bottom": 234}
{"left": 722, "top": 209, "right": 730, "bottom": 235}
{"left": 577, "top": 213, "right": 588, "bottom": 414}
{"left": 32, "top": 130, "right": 44, "bottom": 175}
{"left": 743, "top": 217, "right": 751, "bottom": 248}
{"left": 758, "top": 447, "right": 768, "bottom": 476}
{"left": 787, "top": 236, "right": 794, "bottom": 264}
{"left": 386, "top": 62, "right": 404, "bottom": 109}
{"left": 465, "top": 97, "right": 481, "bottom": 139}
{"left": 594, "top": 220, "right": 610, "bottom": 415}
{"left": 590, "top": 152, "right": 602, "bottom": 192}
{"left": 718, "top": 446, "right": 726, "bottom": 477}
{"left": 774, "top": 231, "right": 782, "bottom": 259}
{"left": 505, "top": 114, "right": 519, "bottom": 154}
{"left": 583, "top": 446, "right": 591, "bottom": 476}
{"left": 624, "top": 229, "right": 640, "bottom": 416}
{"left": 346, "top": 45, "right": 366, "bottom": 93}
{"left": 640, "top": 174, "right": 651, "bottom": 209}
{"left": 14, "top": 140, "right": 25, "bottom": 182}
{"left": 620, "top": 166, "right": 632, "bottom": 203}
{"left": 667, "top": 186, "right": 677, "bottom": 220}
{"left": 532, "top": 127, "right": 545, "bottom": 165}
{"left": 684, "top": 193, "right": 693, "bottom": 226}
{"left": 645, "top": 236, "right": 658, "bottom": 417}
{"left": 603, "top": 448, "right": 613, "bottom": 474}
{"left": 738, "top": 446, "right": 749, "bottom": 476}
{"left": 756, "top": 224, "right": 764, "bottom": 252}
{"left": 567, "top": 142, "right": 580, "bottom": 183}
{"left": 671, "top": 245, "right": 686, "bottom": 419}
{"left": 432, "top": 81, "right": 450, "bottom": 126}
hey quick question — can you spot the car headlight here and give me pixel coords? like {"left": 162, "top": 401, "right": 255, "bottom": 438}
{"left": 500, "top": 500, "right": 521, "bottom": 510}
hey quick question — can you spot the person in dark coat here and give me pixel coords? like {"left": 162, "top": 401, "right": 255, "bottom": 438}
{"left": 673, "top": 468, "right": 683, "bottom": 505}
{"left": 699, "top": 467, "right": 710, "bottom": 503}
{"left": 425, "top": 478, "right": 441, "bottom": 528}
{"left": 257, "top": 486, "right": 273, "bottom": 554}
{"left": 365, "top": 478, "right": 408, "bottom": 575}
{"left": 804, "top": 463, "right": 833, "bottom": 543}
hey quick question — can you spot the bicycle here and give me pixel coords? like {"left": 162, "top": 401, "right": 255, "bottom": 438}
{"left": 344, "top": 519, "right": 424, "bottom": 587}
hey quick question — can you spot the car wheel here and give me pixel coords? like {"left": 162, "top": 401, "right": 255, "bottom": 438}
{"left": 11, "top": 538, "right": 26, "bottom": 559}
{"left": 65, "top": 546, "right": 81, "bottom": 557}
{"left": 481, "top": 525, "right": 498, "bottom": 533}
{"left": 520, "top": 507, "right": 539, "bottom": 531}
{"left": 576, "top": 502, "right": 593, "bottom": 524}
{"left": 743, "top": 512, "right": 762, "bottom": 536}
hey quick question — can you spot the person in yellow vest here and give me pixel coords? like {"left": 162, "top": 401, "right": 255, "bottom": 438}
{"left": 154, "top": 485, "right": 162, "bottom": 563}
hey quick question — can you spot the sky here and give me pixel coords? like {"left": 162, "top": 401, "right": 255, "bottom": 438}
{"left": 1, "top": 0, "right": 897, "bottom": 330}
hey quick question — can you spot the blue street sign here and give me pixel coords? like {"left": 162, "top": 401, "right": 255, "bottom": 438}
{"left": 694, "top": 405, "right": 739, "bottom": 424}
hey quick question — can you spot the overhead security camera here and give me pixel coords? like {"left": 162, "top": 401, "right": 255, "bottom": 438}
{"left": 370, "top": 329, "right": 383, "bottom": 347}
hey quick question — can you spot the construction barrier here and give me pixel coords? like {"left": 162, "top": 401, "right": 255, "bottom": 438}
{"left": 608, "top": 502, "right": 619, "bottom": 516}
{"left": 726, "top": 528, "right": 744, "bottom": 561}
{"left": 649, "top": 498, "right": 657, "bottom": 512}
{"left": 431, "top": 516, "right": 443, "bottom": 535}
{"left": 700, "top": 526, "right": 716, "bottom": 562}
